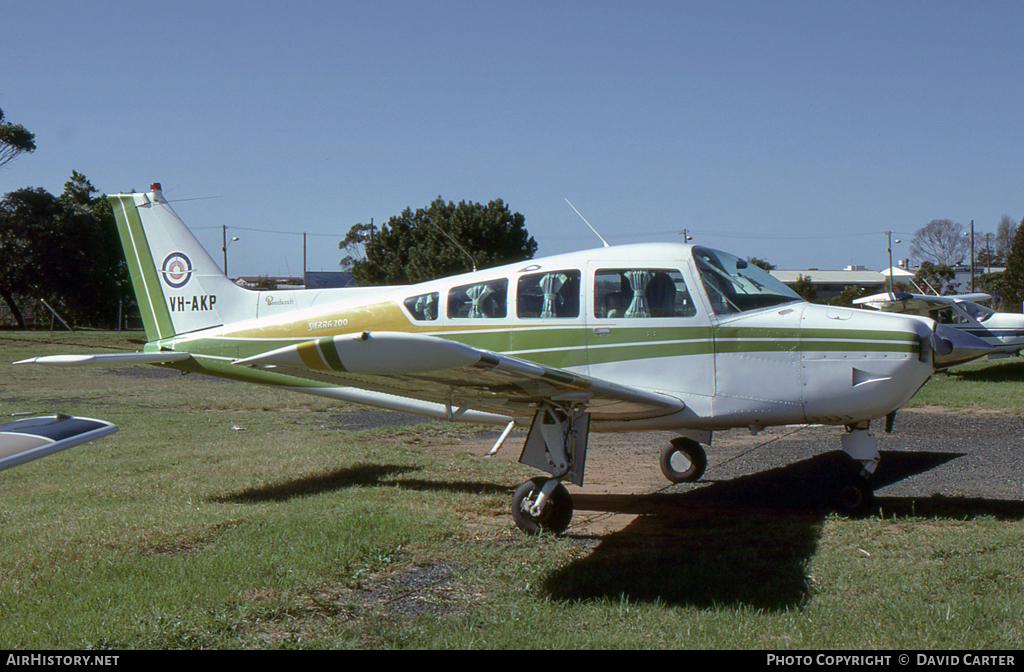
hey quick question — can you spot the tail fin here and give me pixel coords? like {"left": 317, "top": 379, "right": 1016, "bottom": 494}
{"left": 109, "top": 183, "right": 254, "bottom": 341}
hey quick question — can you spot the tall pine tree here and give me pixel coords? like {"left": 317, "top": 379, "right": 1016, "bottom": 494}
{"left": 1000, "top": 215, "right": 1024, "bottom": 313}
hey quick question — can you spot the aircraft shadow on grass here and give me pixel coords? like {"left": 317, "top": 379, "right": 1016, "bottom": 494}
{"left": 543, "top": 450, "right": 1024, "bottom": 611}
{"left": 212, "top": 449, "right": 1024, "bottom": 611}
{"left": 213, "top": 463, "right": 510, "bottom": 504}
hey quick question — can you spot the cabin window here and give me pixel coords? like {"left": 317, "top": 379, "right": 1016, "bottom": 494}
{"left": 517, "top": 270, "right": 581, "bottom": 319}
{"left": 934, "top": 307, "right": 971, "bottom": 325}
{"left": 448, "top": 279, "right": 508, "bottom": 319}
{"left": 693, "top": 246, "right": 800, "bottom": 315}
{"left": 593, "top": 269, "right": 697, "bottom": 319}
{"left": 403, "top": 292, "right": 439, "bottom": 321}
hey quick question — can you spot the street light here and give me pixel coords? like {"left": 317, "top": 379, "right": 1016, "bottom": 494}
{"left": 222, "top": 225, "right": 239, "bottom": 278}
{"left": 966, "top": 220, "right": 975, "bottom": 292}
{"left": 886, "top": 231, "right": 901, "bottom": 293}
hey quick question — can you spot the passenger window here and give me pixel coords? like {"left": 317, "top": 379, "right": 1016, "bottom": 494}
{"left": 594, "top": 269, "right": 696, "bottom": 319}
{"left": 448, "top": 279, "right": 508, "bottom": 319}
{"left": 517, "top": 270, "right": 581, "bottom": 318}
{"left": 403, "top": 292, "right": 439, "bottom": 321}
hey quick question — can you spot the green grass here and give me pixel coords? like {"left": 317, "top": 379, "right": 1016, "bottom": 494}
{"left": 908, "top": 356, "right": 1024, "bottom": 413}
{"left": 1, "top": 331, "right": 1023, "bottom": 649}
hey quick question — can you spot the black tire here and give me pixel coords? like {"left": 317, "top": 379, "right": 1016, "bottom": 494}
{"left": 511, "top": 477, "right": 573, "bottom": 535}
{"left": 659, "top": 437, "right": 707, "bottom": 483}
{"left": 833, "top": 474, "right": 875, "bottom": 514}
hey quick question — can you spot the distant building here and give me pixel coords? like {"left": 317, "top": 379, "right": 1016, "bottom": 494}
{"left": 303, "top": 271, "right": 356, "bottom": 289}
{"left": 231, "top": 272, "right": 356, "bottom": 290}
{"left": 881, "top": 259, "right": 1005, "bottom": 295}
{"left": 770, "top": 268, "right": 887, "bottom": 302}
{"left": 233, "top": 276, "right": 305, "bottom": 289}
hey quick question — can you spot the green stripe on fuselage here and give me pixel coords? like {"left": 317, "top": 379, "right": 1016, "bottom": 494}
{"left": 160, "top": 323, "right": 919, "bottom": 386}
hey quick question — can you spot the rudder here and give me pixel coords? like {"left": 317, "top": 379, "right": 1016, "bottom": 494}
{"left": 108, "top": 183, "right": 254, "bottom": 341}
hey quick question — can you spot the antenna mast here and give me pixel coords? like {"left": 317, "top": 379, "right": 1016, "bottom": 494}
{"left": 565, "top": 199, "right": 610, "bottom": 248}
{"left": 430, "top": 221, "right": 477, "bottom": 272}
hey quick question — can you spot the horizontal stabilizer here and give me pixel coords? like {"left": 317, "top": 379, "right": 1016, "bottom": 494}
{"left": 0, "top": 415, "right": 118, "bottom": 471}
{"left": 15, "top": 351, "right": 191, "bottom": 366}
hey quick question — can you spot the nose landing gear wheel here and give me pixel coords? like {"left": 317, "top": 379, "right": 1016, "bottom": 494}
{"left": 511, "top": 477, "right": 573, "bottom": 535}
{"left": 660, "top": 437, "right": 707, "bottom": 483}
{"left": 833, "top": 474, "right": 875, "bottom": 514}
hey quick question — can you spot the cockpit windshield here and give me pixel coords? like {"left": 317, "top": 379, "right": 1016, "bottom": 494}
{"left": 692, "top": 246, "right": 802, "bottom": 315}
{"left": 959, "top": 301, "right": 995, "bottom": 322}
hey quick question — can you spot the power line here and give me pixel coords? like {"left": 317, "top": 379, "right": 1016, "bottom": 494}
{"left": 191, "top": 225, "right": 340, "bottom": 237}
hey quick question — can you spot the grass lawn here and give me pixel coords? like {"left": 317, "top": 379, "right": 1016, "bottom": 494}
{"left": 1, "top": 331, "right": 1022, "bottom": 649}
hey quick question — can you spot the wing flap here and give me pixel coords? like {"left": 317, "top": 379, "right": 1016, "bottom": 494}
{"left": 235, "top": 331, "right": 684, "bottom": 420}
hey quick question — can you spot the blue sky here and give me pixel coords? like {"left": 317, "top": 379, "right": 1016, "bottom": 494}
{"left": 3, "top": 1, "right": 1023, "bottom": 277}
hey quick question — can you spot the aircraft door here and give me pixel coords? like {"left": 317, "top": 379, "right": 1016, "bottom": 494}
{"left": 585, "top": 262, "right": 715, "bottom": 401}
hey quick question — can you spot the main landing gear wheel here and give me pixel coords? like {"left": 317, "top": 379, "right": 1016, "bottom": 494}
{"left": 511, "top": 477, "right": 573, "bottom": 535}
{"left": 833, "top": 474, "right": 875, "bottom": 514}
{"left": 660, "top": 437, "right": 707, "bottom": 483}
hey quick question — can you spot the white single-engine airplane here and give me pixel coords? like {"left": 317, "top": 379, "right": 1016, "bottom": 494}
{"left": 854, "top": 291, "right": 1024, "bottom": 359}
{"left": 15, "top": 184, "right": 999, "bottom": 533}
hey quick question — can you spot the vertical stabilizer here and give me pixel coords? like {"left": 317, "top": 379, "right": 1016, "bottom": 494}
{"left": 109, "top": 184, "right": 255, "bottom": 341}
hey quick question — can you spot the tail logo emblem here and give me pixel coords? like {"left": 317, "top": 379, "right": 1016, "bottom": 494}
{"left": 161, "top": 252, "right": 193, "bottom": 288}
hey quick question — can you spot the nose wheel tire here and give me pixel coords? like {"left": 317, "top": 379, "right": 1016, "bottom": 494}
{"left": 660, "top": 437, "right": 707, "bottom": 483}
{"left": 833, "top": 474, "right": 875, "bottom": 514}
{"left": 511, "top": 477, "right": 573, "bottom": 535}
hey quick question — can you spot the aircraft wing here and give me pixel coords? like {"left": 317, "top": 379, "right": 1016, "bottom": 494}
{"left": 233, "top": 331, "right": 685, "bottom": 421}
{"left": 0, "top": 415, "right": 118, "bottom": 471}
{"left": 854, "top": 291, "right": 992, "bottom": 314}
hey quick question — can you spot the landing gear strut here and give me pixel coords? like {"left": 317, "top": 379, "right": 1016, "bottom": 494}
{"left": 834, "top": 424, "right": 880, "bottom": 514}
{"left": 512, "top": 404, "right": 589, "bottom": 535}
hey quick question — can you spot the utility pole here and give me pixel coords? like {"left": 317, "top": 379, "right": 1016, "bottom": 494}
{"left": 886, "top": 231, "right": 901, "bottom": 294}
{"left": 222, "top": 225, "right": 239, "bottom": 278}
{"left": 679, "top": 229, "right": 693, "bottom": 243}
{"left": 969, "top": 219, "right": 975, "bottom": 292}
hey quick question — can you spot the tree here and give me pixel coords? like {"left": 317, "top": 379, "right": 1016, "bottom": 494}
{"left": 792, "top": 274, "right": 817, "bottom": 302}
{"left": 828, "top": 285, "right": 865, "bottom": 307}
{"left": 910, "top": 219, "right": 970, "bottom": 267}
{"left": 0, "top": 172, "right": 129, "bottom": 328}
{"left": 913, "top": 260, "right": 957, "bottom": 295}
{"left": 976, "top": 271, "right": 1007, "bottom": 310}
{"left": 995, "top": 214, "right": 1018, "bottom": 262}
{"left": 746, "top": 257, "right": 776, "bottom": 271}
{"left": 340, "top": 197, "right": 537, "bottom": 286}
{"left": 975, "top": 247, "right": 1002, "bottom": 270}
{"left": 1001, "top": 215, "right": 1024, "bottom": 313}
{"left": 0, "top": 108, "right": 36, "bottom": 170}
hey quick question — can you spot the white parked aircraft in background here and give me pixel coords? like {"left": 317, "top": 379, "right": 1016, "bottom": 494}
{"left": 0, "top": 415, "right": 117, "bottom": 471}
{"left": 854, "top": 291, "right": 1024, "bottom": 359}
{"left": 15, "top": 184, "right": 998, "bottom": 533}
